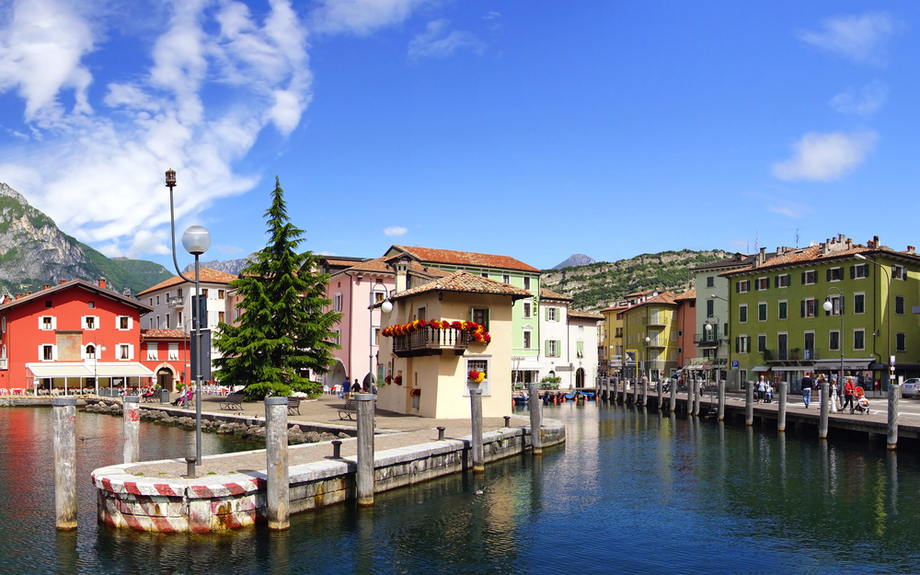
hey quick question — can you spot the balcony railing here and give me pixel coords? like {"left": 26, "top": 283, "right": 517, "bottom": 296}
{"left": 392, "top": 327, "right": 472, "bottom": 358}
{"left": 695, "top": 333, "right": 721, "bottom": 346}
{"left": 0, "top": 357, "right": 7, "bottom": 370}
{"left": 763, "top": 348, "right": 819, "bottom": 363}
{"left": 167, "top": 297, "right": 184, "bottom": 309}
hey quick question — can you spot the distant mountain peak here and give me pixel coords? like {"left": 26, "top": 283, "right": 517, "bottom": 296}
{"left": 553, "top": 254, "right": 595, "bottom": 270}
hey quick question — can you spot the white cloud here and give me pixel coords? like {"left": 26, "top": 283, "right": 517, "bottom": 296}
{"left": 309, "top": 0, "right": 433, "bottom": 36}
{"left": 797, "top": 13, "right": 901, "bottom": 66}
{"left": 483, "top": 12, "right": 501, "bottom": 20}
{"left": 384, "top": 226, "right": 407, "bottom": 237}
{"left": 829, "top": 81, "right": 888, "bottom": 115}
{"left": 772, "top": 131, "right": 877, "bottom": 182}
{"left": 409, "top": 19, "right": 486, "bottom": 60}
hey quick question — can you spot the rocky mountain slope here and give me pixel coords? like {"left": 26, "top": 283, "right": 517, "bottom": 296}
{"left": 542, "top": 249, "right": 729, "bottom": 311}
{"left": 0, "top": 182, "right": 173, "bottom": 297}
{"left": 553, "top": 253, "right": 595, "bottom": 269}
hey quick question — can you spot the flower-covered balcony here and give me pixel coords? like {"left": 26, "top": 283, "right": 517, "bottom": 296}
{"left": 385, "top": 320, "right": 490, "bottom": 358}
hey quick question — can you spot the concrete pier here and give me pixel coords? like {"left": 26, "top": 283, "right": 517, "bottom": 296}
{"left": 265, "top": 396, "right": 290, "bottom": 528}
{"left": 52, "top": 397, "right": 77, "bottom": 530}
{"left": 470, "top": 389, "right": 484, "bottom": 473}
{"left": 123, "top": 395, "right": 140, "bottom": 464}
{"left": 529, "top": 385, "right": 543, "bottom": 455}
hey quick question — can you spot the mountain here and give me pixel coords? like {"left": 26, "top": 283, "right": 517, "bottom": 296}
{"left": 183, "top": 255, "right": 254, "bottom": 276}
{"left": 542, "top": 249, "right": 729, "bottom": 311}
{"left": 0, "top": 182, "right": 173, "bottom": 297}
{"left": 553, "top": 254, "right": 595, "bottom": 269}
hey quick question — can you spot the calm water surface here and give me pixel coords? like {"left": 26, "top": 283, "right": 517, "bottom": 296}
{"left": 1, "top": 403, "right": 919, "bottom": 574}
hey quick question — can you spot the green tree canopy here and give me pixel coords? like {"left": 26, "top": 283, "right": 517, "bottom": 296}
{"left": 214, "top": 177, "right": 342, "bottom": 399}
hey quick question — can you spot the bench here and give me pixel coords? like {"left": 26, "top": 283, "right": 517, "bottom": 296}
{"left": 220, "top": 392, "right": 244, "bottom": 411}
{"left": 337, "top": 398, "right": 356, "bottom": 420}
{"left": 287, "top": 397, "right": 301, "bottom": 416}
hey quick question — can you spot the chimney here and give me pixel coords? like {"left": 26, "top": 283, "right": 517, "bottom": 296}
{"left": 99, "top": 278, "right": 106, "bottom": 289}
{"left": 15, "top": 294, "right": 21, "bottom": 300}
{"left": 60, "top": 280, "right": 66, "bottom": 284}
{"left": 757, "top": 247, "right": 766, "bottom": 266}
{"left": 874, "top": 235, "right": 880, "bottom": 249}
{"left": 908, "top": 246, "right": 916, "bottom": 254}
{"left": 43, "top": 284, "right": 49, "bottom": 290}
{"left": 846, "top": 238, "right": 852, "bottom": 250}
{"left": 394, "top": 258, "right": 409, "bottom": 294}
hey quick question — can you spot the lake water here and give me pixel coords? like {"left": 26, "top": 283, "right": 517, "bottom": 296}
{"left": 1, "top": 402, "right": 919, "bottom": 574}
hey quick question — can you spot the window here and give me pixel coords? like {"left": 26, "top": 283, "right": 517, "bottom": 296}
{"left": 739, "top": 304, "right": 748, "bottom": 323}
{"left": 829, "top": 330, "right": 840, "bottom": 351}
{"left": 466, "top": 358, "right": 491, "bottom": 395}
{"left": 178, "top": 288, "right": 183, "bottom": 297}
{"left": 802, "top": 270, "right": 817, "bottom": 285}
{"left": 852, "top": 264, "right": 868, "bottom": 279}
{"left": 45, "top": 300, "right": 52, "bottom": 309}
{"left": 149, "top": 298, "right": 153, "bottom": 306}
{"left": 39, "top": 316, "right": 56, "bottom": 330}
{"left": 706, "top": 276, "right": 714, "bottom": 288}
{"left": 42, "top": 345, "right": 54, "bottom": 361}
{"left": 776, "top": 274, "right": 790, "bottom": 288}
{"left": 523, "top": 277, "right": 531, "bottom": 291}
{"left": 201, "top": 289, "right": 209, "bottom": 298}
{"left": 166, "top": 313, "right": 170, "bottom": 329}
{"left": 758, "top": 302, "right": 767, "bottom": 322}
{"left": 897, "top": 332, "right": 906, "bottom": 353}
{"left": 119, "top": 344, "right": 132, "bottom": 360}
{"left": 82, "top": 316, "right": 98, "bottom": 330}
{"left": 826, "top": 295, "right": 842, "bottom": 316}
{"left": 854, "top": 329, "right": 865, "bottom": 351}
{"left": 778, "top": 300, "right": 788, "bottom": 320}
{"left": 896, "top": 296, "right": 905, "bottom": 315}
{"left": 802, "top": 298, "right": 816, "bottom": 318}
{"left": 147, "top": 345, "right": 158, "bottom": 361}
{"left": 156, "top": 295, "right": 160, "bottom": 305}
{"left": 218, "top": 290, "right": 225, "bottom": 299}
{"left": 117, "top": 316, "right": 131, "bottom": 330}
{"left": 85, "top": 345, "right": 96, "bottom": 360}
{"left": 88, "top": 301, "right": 95, "bottom": 309}
{"left": 736, "top": 335, "right": 750, "bottom": 353}
{"left": 576, "top": 341, "right": 584, "bottom": 358}
{"left": 828, "top": 267, "right": 843, "bottom": 282}
{"left": 757, "top": 334, "right": 767, "bottom": 352}
{"left": 502, "top": 274, "right": 510, "bottom": 284}
{"left": 706, "top": 299, "right": 714, "bottom": 318}
{"left": 892, "top": 265, "right": 905, "bottom": 280}
{"left": 523, "top": 329, "right": 532, "bottom": 349}
{"left": 736, "top": 280, "right": 750, "bottom": 293}
{"left": 854, "top": 293, "right": 865, "bottom": 314}
{"left": 523, "top": 301, "right": 532, "bottom": 319}
{"left": 333, "top": 293, "right": 343, "bottom": 312}
{"left": 168, "top": 343, "right": 179, "bottom": 361}
{"left": 546, "top": 340, "right": 561, "bottom": 357}
{"left": 756, "top": 277, "right": 769, "bottom": 290}
{"left": 375, "top": 292, "right": 385, "bottom": 304}
{"left": 546, "top": 307, "right": 558, "bottom": 322}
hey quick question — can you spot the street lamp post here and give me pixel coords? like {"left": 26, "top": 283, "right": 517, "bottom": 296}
{"left": 705, "top": 318, "right": 720, "bottom": 390}
{"left": 165, "top": 169, "right": 210, "bottom": 477}
{"left": 368, "top": 282, "right": 393, "bottom": 389}
{"left": 854, "top": 254, "right": 892, "bottom": 391}
{"left": 644, "top": 336, "right": 651, "bottom": 385}
{"left": 93, "top": 340, "right": 104, "bottom": 396}
{"left": 823, "top": 287, "right": 844, "bottom": 413}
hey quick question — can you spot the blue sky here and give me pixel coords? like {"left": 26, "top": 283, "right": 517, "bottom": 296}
{"left": 1, "top": 1, "right": 918, "bottom": 272}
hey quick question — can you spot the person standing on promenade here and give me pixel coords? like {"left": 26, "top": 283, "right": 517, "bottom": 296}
{"left": 843, "top": 377, "right": 856, "bottom": 413}
{"left": 756, "top": 375, "right": 766, "bottom": 403}
{"left": 801, "top": 372, "right": 813, "bottom": 408}
{"left": 816, "top": 374, "right": 826, "bottom": 408}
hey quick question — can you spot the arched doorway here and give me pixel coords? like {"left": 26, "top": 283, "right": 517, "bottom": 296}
{"left": 328, "top": 359, "right": 347, "bottom": 391}
{"left": 575, "top": 368, "right": 585, "bottom": 388}
{"left": 157, "top": 367, "right": 175, "bottom": 391}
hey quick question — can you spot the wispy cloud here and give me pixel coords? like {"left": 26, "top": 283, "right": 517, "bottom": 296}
{"left": 483, "top": 11, "right": 501, "bottom": 20}
{"left": 829, "top": 81, "right": 888, "bottom": 116}
{"left": 384, "top": 226, "right": 407, "bottom": 237}
{"left": 797, "top": 13, "right": 901, "bottom": 66}
{"left": 772, "top": 131, "right": 877, "bottom": 182}
{"left": 409, "top": 19, "right": 486, "bottom": 60}
{"left": 310, "top": 0, "right": 434, "bottom": 36}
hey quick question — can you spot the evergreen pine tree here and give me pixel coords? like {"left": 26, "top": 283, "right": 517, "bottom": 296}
{"left": 214, "top": 177, "right": 341, "bottom": 398}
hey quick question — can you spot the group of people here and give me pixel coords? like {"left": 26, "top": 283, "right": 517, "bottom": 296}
{"left": 754, "top": 376, "right": 774, "bottom": 403}
{"left": 799, "top": 372, "right": 860, "bottom": 412}
{"left": 338, "top": 377, "right": 375, "bottom": 397}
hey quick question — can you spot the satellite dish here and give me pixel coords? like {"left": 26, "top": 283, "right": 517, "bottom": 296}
{"left": 809, "top": 241, "right": 819, "bottom": 247}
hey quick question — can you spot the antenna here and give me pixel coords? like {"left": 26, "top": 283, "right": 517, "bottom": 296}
{"left": 754, "top": 231, "right": 759, "bottom": 254}
{"left": 795, "top": 228, "right": 799, "bottom": 248}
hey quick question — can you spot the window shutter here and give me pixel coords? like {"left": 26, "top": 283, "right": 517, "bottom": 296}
{"left": 866, "top": 264, "right": 870, "bottom": 277}
{"left": 545, "top": 340, "right": 550, "bottom": 356}
{"left": 826, "top": 269, "right": 831, "bottom": 282}
{"left": 485, "top": 309, "right": 490, "bottom": 331}
{"left": 774, "top": 276, "right": 779, "bottom": 288}
{"left": 754, "top": 280, "right": 759, "bottom": 291}
{"left": 735, "top": 337, "right": 740, "bottom": 353}
{"left": 735, "top": 282, "right": 740, "bottom": 293}
{"left": 840, "top": 296, "right": 844, "bottom": 314}
{"left": 801, "top": 272, "right": 806, "bottom": 284}
{"left": 801, "top": 300, "right": 805, "bottom": 318}
{"left": 850, "top": 265, "right": 855, "bottom": 279}
{"left": 545, "top": 307, "right": 549, "bottom": 321}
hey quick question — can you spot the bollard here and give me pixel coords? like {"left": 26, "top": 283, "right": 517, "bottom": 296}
{"left": 185, "top": 457, "right": 197, "bottom": 478}
{"left": 470, "top": 389, "right": 484, "bottom": 473}
{"left": 745, "top": 381, "right": 754, "bottom": 426}
{"left": 632, "top": 379, "right": 638, "bottom": 405}
{"left": 777, "top": 382, "right": 787, "bottom": 432}
{"left": 819, "top": 380, "right": 829, "bottom": 439}
{"left": 265, "top": 396, "right": 289, "bottom": 529}
{"left": 669, "top": 378, "right": 676, "bottom": 413}
{"left": 503, "top": 416, "right": 511, "bottom": 428}
{"left": 529, "top": 384, "right": 543, "bottom": 455}
{"left": 656, "top": 378, "right": 663, "bottom": 410}
{"left": 640, "top": 379, "right": 647, "bottom": 407}
{"left": 52, "top": 397, "right": 77, "bottom": 530}
{"left": 123, "top": 395, "right": 140, "bottom": 464}
{"left": 717, "top": 379, "right": 725, "bottom": 421}
{"left": 185, "top": 433, "right": 197, "bottom": 478}
{"left": 331, "top": 440, "right": 342, "bottom": 458}
{"left": 356, "top": 393, "right": 376, "bottom": 505}
{"left": 438, "top": 426, "right": 447, "bottom": 440}
{"left": 888, "top": 384, "right": 900, "bottom": 450}
{"left": 692, "top": 382, "right": 700, "bottom": 417}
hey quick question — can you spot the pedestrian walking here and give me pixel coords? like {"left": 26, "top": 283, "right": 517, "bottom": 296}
{"left": 843, "top": 377, "right": 856, "bottom": 413}
{"left": 801, "top": 372, "right": 813, "bottom": 408}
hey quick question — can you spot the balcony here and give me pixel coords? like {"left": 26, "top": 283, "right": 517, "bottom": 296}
{"left": 392, "top": 327, "right": 472, "bottom": 358}
{"left": 763, "top": 348, "right": 819, "bottom": 365}
{"left": 695, "top": 333, "right": 721, "bottom": 347}
{"left": 0, "top": 357, "right": 6, "bottom": 370}
{"left": 168, "top": 297, "right": 185, "bottom": 309}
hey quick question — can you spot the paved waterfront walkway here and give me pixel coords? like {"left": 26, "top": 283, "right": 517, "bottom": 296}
{"left": 128, "top": 393, "right": 530, "bottom": 479}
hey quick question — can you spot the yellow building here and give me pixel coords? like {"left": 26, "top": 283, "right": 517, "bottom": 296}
{"left": 599, "top": 304, "right": 627, "bottom": 378}
{"left": 377, "top": 270, "right": 530, "bottom": 418}
{"left": 621, "top": 292, "right": 679, "bottom": 381}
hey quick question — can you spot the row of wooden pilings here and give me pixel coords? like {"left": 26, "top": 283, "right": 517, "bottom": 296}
{"left": 597, "top": 378, "right": 902, "bottom": 448}
{"left": 52, "top": 388, "right": 548, "bottom": 531}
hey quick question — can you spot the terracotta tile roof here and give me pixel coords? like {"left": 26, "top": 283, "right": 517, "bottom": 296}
{"left": 690, "top": 253, "right": 759, "bottom": 272}
{"left": 674, "top": 286, "right": 696, "bottom": 301}
{"left": 0, "top": 279, "right": 152, "bottom": 313}
{"left": 540, "top": 288, "right": 573, "bottom": 302}
{"left": 388, "top": 245, "right": 540, "bottom": 273}
{"left": 141, "top": 329, "right": 189, "bottom": 340}
{"left": 137, "top": 268, "right": 239, "bottom": 296}
{"left": 323, "top": 257, "right": 370, "bottom": 268}
{"left": 392, "top": 271, "right": 532, "bottom": 301}
{"left": 722, "top": 243, "right": 888, "bottom": 277}
{"left": 600, "top": 304, "right": 629, "bottom": 313}
{"left": 408, "top": 261, "right": 452, "bottom": 278}
{"left": 625, "top": 289, "right": 657, "bottom": 299}
{"left": 631, "top": 291, "right": 677, "bottom": 307}
{"left": 568, "top": 309, "right": 604, "bottom": 320}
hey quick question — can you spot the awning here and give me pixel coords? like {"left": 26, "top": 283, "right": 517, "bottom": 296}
{"left": 94, "top": 362, "right": 155, "bottom": 377}
{"left": 813, "top": 359, "right": 872, "bottom": 370}
{"left": 750, "top": 366, "right": 770, "bottom": 372}
{"left": 26, "top": 363, "right": 93, "bottom": 378}
{"left": 512, "top": 358, "right": 543, "bottom": 371}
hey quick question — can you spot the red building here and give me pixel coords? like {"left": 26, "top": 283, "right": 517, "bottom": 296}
{"left": 140, "top": 329, "right": 190, "bottom": 391}
{"left": 0, "top": 279, "right": 156, "bottom": 395}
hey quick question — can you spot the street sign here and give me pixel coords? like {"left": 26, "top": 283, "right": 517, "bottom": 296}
{"left": 625, "top": 350, "right": 637, "bottom": 366}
